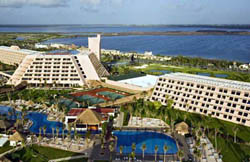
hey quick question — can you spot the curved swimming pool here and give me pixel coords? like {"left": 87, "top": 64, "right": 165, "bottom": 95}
{"left": 113, "top": 131, "right": 178, "bottom": 155}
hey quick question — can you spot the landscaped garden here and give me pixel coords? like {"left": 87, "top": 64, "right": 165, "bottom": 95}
{"left": 130, "top": 63, "right": 250, "bottom": 82}
{"left": 6, "top": 145, "right": 86, "bottom": 162}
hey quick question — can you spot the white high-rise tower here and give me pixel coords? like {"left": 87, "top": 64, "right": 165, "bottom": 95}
{"left": 88, "top": 34, "right": 101, "bottom": 61}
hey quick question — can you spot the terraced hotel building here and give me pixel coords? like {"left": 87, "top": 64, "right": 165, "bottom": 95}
{"left": 151, "top": 73, "right": 250, "bottom": 127}
{"left": 1, "top": 35, "right": 109, "bottom": 87}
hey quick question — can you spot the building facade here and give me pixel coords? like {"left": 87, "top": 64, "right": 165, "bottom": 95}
{"left": 5, "top": 35, "right": 109, "bottom": 87}
{"left": 8, "top": 51, "right": 109, "bottom": 87}
{"left": 88, "top": 34, "right": 101, "bottom": 61}
{"left": 0, "top": 46, "right": 39, "bottom": 66}
{"left": 151, "top": 73, "right": 250, "bottom": 127}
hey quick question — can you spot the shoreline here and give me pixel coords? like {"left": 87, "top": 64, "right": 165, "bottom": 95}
{"left": 1, "top": 31, "right": 250, "bottom": 36}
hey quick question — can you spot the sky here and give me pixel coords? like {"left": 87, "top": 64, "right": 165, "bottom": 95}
{"left": 0, "top": 0, "right": 250, "bottom": 25}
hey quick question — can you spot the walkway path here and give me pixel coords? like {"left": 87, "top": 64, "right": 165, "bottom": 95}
{"left": 48, "top": 155, "right": 88, "bottom": 162}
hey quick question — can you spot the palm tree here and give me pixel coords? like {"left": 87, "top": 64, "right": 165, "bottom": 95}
{"left": 177, "top": 150, "right": 184, "bottom": 162}
{"left": 109, "top": 142, "right": 114, "bottom": 162}
{"left": 141, "top": 143, "right": 146, "bottom": 160}
{"left": 163, "top": 144, "right": 168, "bottom": 162}
{"left": 232, "top": 126, "right": 239, "bottom": 143}
{"left": 119, "top": 145, "right": 123, "bottom": 158}
{"left": 130, "top": 151, "right": 135, "bottom": 162}
{"left": 132, "top": 143, "right": 136, "bottom": 152}
{"left": 39, "top": 127, "right": 42, "bottom": 143}
{"left": 154, "top": 145, "right": 158, "bottom": 161}
{"left": 74, "top": 123, "right": 77, "bottom": 140}
{"left": 85, "top": 130, "right": 91, "bottom": 148}
{"left": 214, "top": 128, "right": 218, "bottom": 151}
{"left": 62, "top": 126, "right": 65, "bottom": 142}
{"left": 52, "top": 127, "right": 55, "bottom": 141}
{"left": 56, "top": 127, "right": 59, "bottom": 141}
{"left": 77, "top": 134, "right": 81, "bottom": 150}
{"left": 43, "top": 125, "right": 47, "bottom": 138}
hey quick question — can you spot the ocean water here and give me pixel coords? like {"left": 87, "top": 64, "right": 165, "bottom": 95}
{"left": 1, "top": 25, "right": 250, "bottom": 33}
{"left": 43, "top": 35, "right": 250, "bottom": 62}
{"left": 1, "top": 25, "right": 250, "bottom": 62}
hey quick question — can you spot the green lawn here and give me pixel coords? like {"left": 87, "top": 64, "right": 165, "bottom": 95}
{"left": 131, "top": 64, "right": 250, "bottom": 82}
{"left": 0, "top": 142, "right": 13, "bottom": 154}
{"left": 7, "top": 145, "right": 83, "bottom": 162}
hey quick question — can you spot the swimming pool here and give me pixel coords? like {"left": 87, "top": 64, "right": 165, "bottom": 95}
{"left": 0, "top": 106, "right": 21, "bottom": 120}
{"left": 113, "top": 131, "right": 178, "bottom": 155}
{"left": 27, "top": 112, "right": 63, "bottom": 134}
{"left": 26, "top": 112, "right": 100, "bottom": 135}
{"left": 0, "top": 106, "right": 99, "bottom": 135}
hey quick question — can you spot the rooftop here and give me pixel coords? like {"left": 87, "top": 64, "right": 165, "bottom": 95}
{"left": 162, "top": 73, "right": 250, "bottom": 91}
{"left": 68, "top": 108, "right": 115, "bottom": 116}
{"left": 119, "top": 74, "right": 160, "bottom": 88}
{"left": 0, "top": 46, "right": 40, "bottom": 55}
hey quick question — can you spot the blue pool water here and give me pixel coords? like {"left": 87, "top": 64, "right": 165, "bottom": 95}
{"left": 27, "top": 112, "right": 63, "bottom": 134}
{"left": 215, "top": 74, "right": 228, "bottom": 78}
{"left": 150, "top": 70, "right": 171, "bottom": 75}
{"left": 113, "top": 131, "right": 178, "bottom": 155}
{"left": 0, "top": 106, "right": 21, "bottom": 120}
{"left": 0, "top": 106, "right": 99, "bottom": 135}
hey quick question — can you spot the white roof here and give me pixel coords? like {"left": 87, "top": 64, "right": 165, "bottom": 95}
{"left": 0, "top": 137, "right": 8, "bottom": 147}
{"left": 119, "top": 75, "right": 160, "bottom": 88}
{"left": 162, "top": 73, "right": 250, "bottom": 91}
{"left": 0, "top": 46, "right": 40, "bottom": 55}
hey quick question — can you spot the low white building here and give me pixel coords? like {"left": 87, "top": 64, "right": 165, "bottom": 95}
{"left": 9, "top": 132, "right": 25, "bottom": 146}
{"left": 0, "top": 137, "right": 8, "bottom": 147}
{"left": 35, "top": 44, "right": 49, "bottom": 49}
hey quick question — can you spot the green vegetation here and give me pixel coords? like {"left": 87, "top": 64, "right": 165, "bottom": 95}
{"left": 7, "top": 145, "right": 83, "bottom": 162}
{"left": 0, "top": 142, "right": 12, "bottom": 154}
{"left": 131, "top": 64, "right": 250, "bottom": 82}
{"left": 0, "top": 62, "right": 16, "bottom": 71}
{"left": 108, "top": 71, "right": 145, "bottom": 81}
{"left": 0, "top": 33, "right": 67, "bottom": 50}
{"left": 120, "top": 99, "right": 250, "bottom": 162}
{"left": 61, "top": 158, "right": 88, "bottom": 162}
{"left": 0, "top": 89, "right": 72, "bottom": 103}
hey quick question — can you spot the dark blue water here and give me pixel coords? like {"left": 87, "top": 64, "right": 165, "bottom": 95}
{"left": 1, "top": 25, "right": 250, "bottom": 62}
{"left": 1, "top": 25, "right": 249, "bottom": 33}
{"left": 43, "top": 35, "right": 250, "bottom": 62}
{"left": 0, "top": 106, "right": 99, "bottom": 135}
{"left": 0, "top": 106, "right": 22, "bottom": 120}
{"left": 113, "top": 131, "right": 178, "bottom": 155}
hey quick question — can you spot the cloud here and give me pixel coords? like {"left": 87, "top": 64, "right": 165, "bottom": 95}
{"left": 0, "top": 0, "right": 68, "bottom": 8}
{"left": 79, "top": 0, "right": 123, "bottom": 12}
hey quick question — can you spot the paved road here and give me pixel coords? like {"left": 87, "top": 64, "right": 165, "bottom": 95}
{"left": 48, "top": 155, "right": 88, "bottom": 162}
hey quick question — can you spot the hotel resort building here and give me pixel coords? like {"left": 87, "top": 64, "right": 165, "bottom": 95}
{"left": 65, "top": 108, "right": 115, "bottom": 131}
{"left": 0, "top": 46, "right": 38, "bottom": 66}
{"left": 151, "top": 73, "right": 250, "bottom": 127}
{"left": 2, "top": 35, "right": 109, "bottom": 87}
